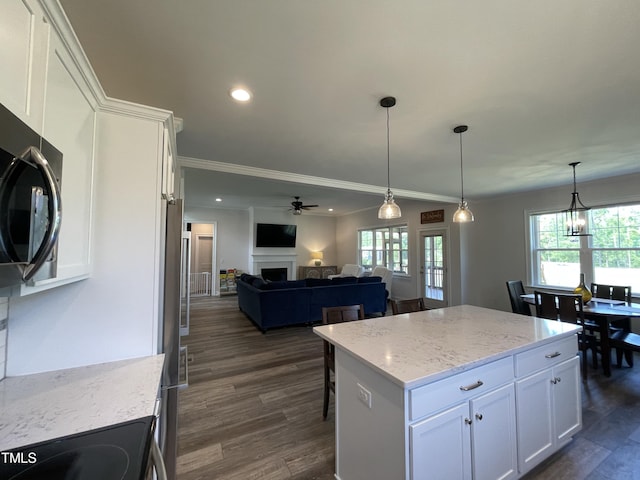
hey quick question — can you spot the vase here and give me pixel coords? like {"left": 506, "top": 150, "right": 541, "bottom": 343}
{"left": 573, "top": 273, "right": 592, "bottom": 304}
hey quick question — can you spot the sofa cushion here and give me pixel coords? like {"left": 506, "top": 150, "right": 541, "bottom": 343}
{"left": 306, "top": 278, "right": 331, "bottom": 287}
{"left": 262, "top": 280, "right": 306, "bottom": 290}
{"left": 243, "top": 274, "right": 262, "bottom": 285}
{"left": 358, "top": 276, "right": 382, "bottom": 284}
{"left": 252, "top": 277, "right": 266, "bottom": 289}
{"left": 331, "top": 276, "right": 358, "bottom": 285}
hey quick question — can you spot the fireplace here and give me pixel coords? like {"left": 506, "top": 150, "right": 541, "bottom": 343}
{"left": 252, "top": 254, "right": 297, "bottom": 280}
{"left": 261, "top": 267, "right": 287, "bottom": 282}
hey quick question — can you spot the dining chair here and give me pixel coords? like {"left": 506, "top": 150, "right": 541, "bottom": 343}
{"left": 590, "top": 282, "right": 632, "bottom": 338}
{"left": 322, "top": 304, "right": 365, "bottom": 420}
{"left": 609, "top": 330, "right": 640, "bottom": 368}
{"left": 590, "top": 283, "right": 632, "bottom": 302}
{"left": 391, "top": 298, "right": 428, "bottom": 314}
{"left": 506, "top": 280, "right": 532, "bottom": 316}
{"left": 534, "top": 291, "right": 597, "bottom": 379}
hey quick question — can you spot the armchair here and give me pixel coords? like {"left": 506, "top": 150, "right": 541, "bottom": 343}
{"left": 327, "top": 264, "right": 364, "bottom": 279}
{"left": 371, "top": 266, "right": 393, "bottom": 294}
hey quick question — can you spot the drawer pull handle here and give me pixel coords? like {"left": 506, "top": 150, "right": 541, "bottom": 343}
{"left": 465, "top": 418, "right": 472, "bottom": 425}
{"left": 545, "top": 351, "right": 561, "bottom": 359}
{"left": 475, "top": 413, "right": 483, "bottom": 421}
{"left": 459, "top": 380, "right": 484, "bottom": 391}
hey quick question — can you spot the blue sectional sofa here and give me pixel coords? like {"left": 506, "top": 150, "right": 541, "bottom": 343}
{"left": 237, "top": 274, "right": 388, "bottom": 332}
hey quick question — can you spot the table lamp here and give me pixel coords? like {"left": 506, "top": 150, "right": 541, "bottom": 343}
{"left": 311, "top": 251, "right": 323, "bottom": 266}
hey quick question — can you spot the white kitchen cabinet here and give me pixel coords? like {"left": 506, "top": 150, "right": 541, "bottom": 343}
{"left": 0, "top": 0, "right": 49, "bottom": 132}
{"left": 410, "top": 364, "right": 517, "bottom": 480}
{"left": 15, "top": 25, "right": 97, "bottom": 295}
{"left": 314, "top": 306, "right": 582, "bottom": 480}
{"left": 515, "top": 344, "right": 581, "bottom": 475}
{"left": 411, "top": 403, "right": 471, "bottom": 480}
{"left": 161, "top": 126, "right": 176, "bottom": 199}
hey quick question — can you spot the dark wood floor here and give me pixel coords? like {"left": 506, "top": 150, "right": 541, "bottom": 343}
{"left": 177, "top": 295, "right": 640, "bottom": 479}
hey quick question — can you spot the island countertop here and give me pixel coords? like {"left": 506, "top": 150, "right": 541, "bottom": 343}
{"left": 313, "top": 305, "right": 580, "bottom": 389}
{"left": 0, "top": 354, "right": 164, "bottom": 451}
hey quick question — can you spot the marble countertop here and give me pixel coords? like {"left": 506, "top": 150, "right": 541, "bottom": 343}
{"left": 0, "top": 354, "right": 164, "bottom": 451}
{"left": 313, "top": 305, "right": 580, "bottom": 388}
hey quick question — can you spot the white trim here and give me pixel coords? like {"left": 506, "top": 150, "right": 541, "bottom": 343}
{"left": 42, "top": 1, "right": 179, "bottom": 162}
{"left": 416, "top": 226, "right": 451, "bottom": 308}
{"left": 178, "top": 156, "right": 459, "bottom": 204}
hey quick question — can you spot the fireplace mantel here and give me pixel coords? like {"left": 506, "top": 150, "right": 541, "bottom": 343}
{"left": 251, "top": 254, "right": 298, "bottom": 280}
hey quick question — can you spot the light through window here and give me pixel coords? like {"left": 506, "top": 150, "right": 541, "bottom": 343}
{"left": 358, "top": 225, "right": 408, "bottom": 274}
{"left": 530, "top": 204, "right": 640, "bottom": 293}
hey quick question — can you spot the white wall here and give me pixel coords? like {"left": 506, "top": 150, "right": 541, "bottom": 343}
{"left": 463, "top": 172, "right": 640, "bottom": 313}
{"left": 184, "top": 205, "right": 337, "bottom": 277}
{"left": 185, "top": 207, "right": 250, "bottom": 274}
{"left": 335, "top": 200, "right": 463, "bottom": 303}
{"left": 6, "top": 111, "right": 164, "bottom": 375}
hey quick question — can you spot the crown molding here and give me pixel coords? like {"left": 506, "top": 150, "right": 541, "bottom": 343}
{"left": 177, "top": 156, "right": 458, "bottom": 204}
{"left": 44, "top": 1, "right": 179, "bottom": 150}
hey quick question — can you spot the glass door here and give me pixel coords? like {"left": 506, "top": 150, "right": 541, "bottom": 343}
{"left": 420, "top": 230, "right": 448, "bottom": 309}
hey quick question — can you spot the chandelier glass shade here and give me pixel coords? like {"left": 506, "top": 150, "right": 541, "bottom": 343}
{"left": 378, "top": 96, "right": 401, "bottom": 220}
{"left": 452, "top": 125, "right": 474, "bottom": 223}
{"left": 563, "top": 162, "right": 590, "bottom": 236}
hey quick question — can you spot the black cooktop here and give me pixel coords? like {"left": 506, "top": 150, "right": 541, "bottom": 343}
{"left": 0, "top": 416, "right": 155, "bottom": 480}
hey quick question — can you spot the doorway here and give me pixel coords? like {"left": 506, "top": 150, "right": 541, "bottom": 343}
{"left": 189, "top": 223, "right": 215, "bottom": 296}
{"left": 419, "top": 229, "right": 448, "bottom": 309}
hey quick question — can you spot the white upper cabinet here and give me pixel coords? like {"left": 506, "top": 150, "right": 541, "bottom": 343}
{"left": 162, "top": 126, "right": 176, "bottom": 200}
{"left": 37, "top": 29, "right": 97, "bottom": 285}
{"left": 1, "top": 1, "right": 97, "bottom": 295}
{"left": 0, "top": 0, "right": 49, "bottom": 132}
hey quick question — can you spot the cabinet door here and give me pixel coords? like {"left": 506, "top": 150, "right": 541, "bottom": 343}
{"left": 515, "top": 368, "right": 554, "bottom": 474}
{"left": 410, "top": 402, "right": 472, "bottom": 480}
{"left": 0, "top": 0, "right": 49, "bottom": 131}
{"left": 471, "top": 383, "right": 517, "bottom": 480}
{"left": 39, "top": 31, "right": 96, "bottom": 282}
{"left": 161, "top": 126, "right": 175, "bottom": 199}
{"left": 552, "top": 355, "right": 582, "bottom": 445}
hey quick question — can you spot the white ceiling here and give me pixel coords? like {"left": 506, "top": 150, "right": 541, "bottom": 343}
{"left": 60, "top": 0, "right": 640, "bottom": 215}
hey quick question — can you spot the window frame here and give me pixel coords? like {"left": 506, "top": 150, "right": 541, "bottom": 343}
{"left": 358, "top": 224, "right": 409, "bottom": 275}
{"left": 527, "top": 202, "right": 640, "bottom": 294}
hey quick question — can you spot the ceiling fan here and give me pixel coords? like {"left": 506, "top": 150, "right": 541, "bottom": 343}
{"left": 290, "top": 196, "right": 318, "bottom": 215}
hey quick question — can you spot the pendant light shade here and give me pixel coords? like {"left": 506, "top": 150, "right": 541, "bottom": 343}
{"left": 378, "top": 96, "right": 401, "bottom": 219}
{"left": 563, "top": 162, "right": 590, "bottom": 236}
{"left": 452, "top": 125, "right": 474, "bottom": 223}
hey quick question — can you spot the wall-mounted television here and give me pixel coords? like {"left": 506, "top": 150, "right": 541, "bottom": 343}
{"left": 255, "top": 223, "right": 297, "bottom": 248}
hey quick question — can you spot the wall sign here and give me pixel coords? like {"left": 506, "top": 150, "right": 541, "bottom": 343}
{"left": 421, "top": 209, "right": 445, "bottom": 224}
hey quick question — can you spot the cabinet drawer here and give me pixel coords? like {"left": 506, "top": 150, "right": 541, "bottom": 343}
{"left": 409, "top": 356, "right": 514, "bottom": 422}
{"left": 515, "top": 335, "right": 578, "bottom": 378}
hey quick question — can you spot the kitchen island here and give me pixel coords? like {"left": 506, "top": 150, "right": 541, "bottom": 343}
{"left": 313, "top": 305, "right": 582, "bottom": 480}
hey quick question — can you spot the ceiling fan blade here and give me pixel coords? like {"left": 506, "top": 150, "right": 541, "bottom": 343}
{"left": 301, "top": 205, "right": 319, "bottom": 209}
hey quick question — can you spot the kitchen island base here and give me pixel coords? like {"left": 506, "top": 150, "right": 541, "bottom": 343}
{"left": 314, "top": 306, "right": 582, "bottom": 480}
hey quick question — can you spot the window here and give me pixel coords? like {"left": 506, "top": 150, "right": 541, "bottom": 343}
{"left": 359, "top": 225, "right": 408, "bottom": 274}
{"left": 530, "top": 204, "right": 640, "bottom": 293}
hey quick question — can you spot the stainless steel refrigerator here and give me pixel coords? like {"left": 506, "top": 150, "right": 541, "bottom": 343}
{"left": 158, "top": 198, "right": 190, "bottom": 480}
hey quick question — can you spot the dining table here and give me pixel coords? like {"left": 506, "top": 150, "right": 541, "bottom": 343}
{"left": 521, "top": 293, "right": 640, "bottom": 376}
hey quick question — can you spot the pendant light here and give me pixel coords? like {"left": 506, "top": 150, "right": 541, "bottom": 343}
{"left": 452, "top": 125, "right": 474, "bottom": 223}
{"left": 563, "top": 161, "right": 590, "bottom": 236}
{"left": 378, "top": 96, "right": 401, "bottom": 219}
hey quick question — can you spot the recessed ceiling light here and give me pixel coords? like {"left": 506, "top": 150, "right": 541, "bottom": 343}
{"left": 215, "top": 198, "right": 222, "bottom": 202}
{"left": 230, "top": 88, "right": 251, "bottom": 102}
{"left": 328, "top": 208, "right": 334, "bottom": 212}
